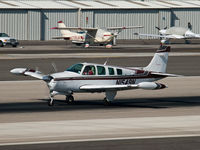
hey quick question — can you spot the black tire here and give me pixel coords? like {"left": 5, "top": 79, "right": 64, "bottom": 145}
{"left": 66, "top": 95, "right": 74, "bottom": 104}
{"left": 103, "top": 97, "right": 111, "bottom": 106}
{"left": 0, "top": 41, "right": 4, "bottom": 47}
{"left": 69, "top": 95, "right": 74, "bottom": 103}
{"left": 12, "top": 44, "right": 17, "bottom": 47}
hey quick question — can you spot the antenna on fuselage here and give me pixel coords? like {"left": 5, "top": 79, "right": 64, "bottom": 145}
{"left": 104, "top": 58, "right": 109, "bottom": 65}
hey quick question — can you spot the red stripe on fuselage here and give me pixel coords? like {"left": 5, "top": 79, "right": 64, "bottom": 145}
{"left": 54, "top": 74, "right": 165, "bottom": 81}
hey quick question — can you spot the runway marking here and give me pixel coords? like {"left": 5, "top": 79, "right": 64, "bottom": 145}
{"left": 1, "top": 115, "right": 200, "bottom": 145}
{"left": 0, "top": 134, "right": 200, "bottom": 146}
{"left": 1, "top": 52, "right": 200, "bottom": 59}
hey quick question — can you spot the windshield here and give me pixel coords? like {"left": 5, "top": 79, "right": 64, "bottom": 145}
{"left": 0, "top": 33, "right": 9, "bottom": 37}
{"left": 66, "top": 63, "right": 83, "bottom": 74}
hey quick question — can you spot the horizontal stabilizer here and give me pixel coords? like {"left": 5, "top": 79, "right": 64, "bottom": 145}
{"left": 151, "top": 72, "right": 183, "bottom": 77}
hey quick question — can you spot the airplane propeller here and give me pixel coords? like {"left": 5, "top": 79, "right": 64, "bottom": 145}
{"left": 155, "top": 26, "right": 160, "bottom": 30}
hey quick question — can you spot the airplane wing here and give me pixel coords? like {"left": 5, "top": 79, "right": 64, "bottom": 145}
{"left": 51, "top": 27, "right": 98, "bottom": 31}
{"left": 134, "top": 33, "right": 168, "bottom": 38}
{"left": 85, "top": 29, "right": 98, "bottom": 43}
{"left": 134, "top": 33, "right": 185, "bottom": 39}
{"left": 80, "top": 82, "right": 166, "bottom": 92}
{"left": 193, "top": 34, "right": 200, "bottom": 38}
{"left": 10, "top": 68, "right": 45, "bottom": 80}
{"left": 107, "top": 26, "right": 143, "bottom": 30}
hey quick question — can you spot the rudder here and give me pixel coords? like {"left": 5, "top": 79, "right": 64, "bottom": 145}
{"left": 144, "top": 46, "right": 170, "bottom": 73}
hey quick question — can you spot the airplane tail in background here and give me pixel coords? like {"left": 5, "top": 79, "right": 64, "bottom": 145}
{"left": 57, "top": 21, "right": 73, "bottom": 37}
{"left": 144, "top": 46, "right": 170, "bottom": 73}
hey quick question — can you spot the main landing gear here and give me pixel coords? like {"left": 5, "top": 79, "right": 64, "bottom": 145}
{"left": 65, "top": 95, "right": 74, "bottom": 104}
{"left": 103, "top": 97, "right": 112, "bottom": 106}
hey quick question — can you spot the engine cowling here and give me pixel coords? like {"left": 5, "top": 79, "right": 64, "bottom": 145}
{"left": 138, "top": 82, "right": 167, "bottom": 90}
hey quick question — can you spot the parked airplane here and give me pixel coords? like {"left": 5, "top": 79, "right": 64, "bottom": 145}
{"left": 51, "top": 21, "right": 143, "bottom": 48}
{"left": 10, "top": 46, "right": 180, "bottom": 106}
{"left": 134, "top": 23, "right": 200, "bottom": 44}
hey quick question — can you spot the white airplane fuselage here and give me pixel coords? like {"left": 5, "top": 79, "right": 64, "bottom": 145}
{"left": 48, "top": 68, "right": 160, "bottom": 95}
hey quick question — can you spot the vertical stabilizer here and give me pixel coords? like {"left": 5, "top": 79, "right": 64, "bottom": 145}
{"left": 144, "top": 46, "right": 170, "bottom": 73}
{"left": 57, "top": 21, "right": 73, "bottom": 37}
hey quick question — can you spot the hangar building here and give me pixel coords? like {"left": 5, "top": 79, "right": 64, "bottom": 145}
{"left": 0, "top": 0, "right": 200, "bottom": 40}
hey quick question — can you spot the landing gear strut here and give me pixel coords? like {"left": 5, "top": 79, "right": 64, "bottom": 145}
{"left": 65, "top": 95, "right": 74, "bottom": 104}
{"left": 48, "top": 91, "right": 58, "bottom": 106}
{"left": 48, "top": 97, "right": 54, "bottom": 106}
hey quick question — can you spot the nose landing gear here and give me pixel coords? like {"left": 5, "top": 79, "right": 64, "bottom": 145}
{"left": 48, "top": 97, "right": 54, "bottom": 106}
{"left": 48, "top": 91, "right": 58, "bottom": 106}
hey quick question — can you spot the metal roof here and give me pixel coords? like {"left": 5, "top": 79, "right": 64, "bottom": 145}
{"left": 1, "top": 0, "right": 200, "bottom": 9}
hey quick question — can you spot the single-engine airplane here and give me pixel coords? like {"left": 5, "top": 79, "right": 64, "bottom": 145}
{"left": 51, "top": 21, "right": 143, "bottom": 48}
{"left": 10, "top": 46, "right": 180, "bottom": 106}
{"left": 134, "top": 23, "right": 200, "bottom": 44}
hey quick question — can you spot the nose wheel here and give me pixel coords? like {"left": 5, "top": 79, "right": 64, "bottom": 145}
{"left": 65, "top": 95, "right": 74, "bottom": 104}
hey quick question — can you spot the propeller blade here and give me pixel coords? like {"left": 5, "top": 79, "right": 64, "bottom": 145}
{"left": 155, "top": 26, "right": 160, "bottom": 30}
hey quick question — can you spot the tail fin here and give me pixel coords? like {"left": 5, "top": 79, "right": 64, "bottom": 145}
{"left": 57, "top": 21, "right": 73, "bottom": 37}
{"left": 144, "top": 46, "right": 170, "bottom": 73}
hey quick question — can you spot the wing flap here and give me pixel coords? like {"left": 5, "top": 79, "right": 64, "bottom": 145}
{"left": 51, "top": 27, "right": 98, "bottom": 30}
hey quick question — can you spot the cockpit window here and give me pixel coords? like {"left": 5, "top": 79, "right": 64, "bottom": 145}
{"left": 0, "top": 33, "right": 9, "bottom": 37}
{"left": 66, "top": 64, "right": 83, "bottom": 74}
{"left": 82, "top": 65, "right": 96, "bottom": 75}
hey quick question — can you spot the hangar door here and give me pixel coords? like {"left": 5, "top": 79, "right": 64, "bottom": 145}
{"left": 41, "top": 9, "right": 78, "bottom": 40}
{"left": 94, "top": 9, "right": 159, "bottom": 39}
{"left": 0, "top": 10, "right": 28, "bottom": 40}
{"left": 158, "top": 10, "right": 171, "bottom": 30}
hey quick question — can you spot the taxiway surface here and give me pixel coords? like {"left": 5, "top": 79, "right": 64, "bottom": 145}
{"left": 0, "top": 44, "right": 200, "bottom": 149}
{"left": 0, "top": 77, "right": 200, "bottom": 149}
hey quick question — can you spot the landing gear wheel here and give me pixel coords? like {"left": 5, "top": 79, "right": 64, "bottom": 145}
{"left": 48, "top": 98, "right": 54, "bottom": 106}
{"left": 0, "top": 41, "right": 4, "bottom": 47}
{"left": 66, "top": 95, "right": 74, "bottom": 104}
{"left": 103, "top": 97, "right": 111, "bottom": 106}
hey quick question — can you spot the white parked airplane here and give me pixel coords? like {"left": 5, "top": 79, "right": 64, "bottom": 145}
{"left": 51, "top": 21, "right": 143, "bottom": 48}
{"left": 134, "top": 24, "right": 200, "bottom": 44}
{"left": 10, "top": 46, "right": 179, "bottom": 106}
